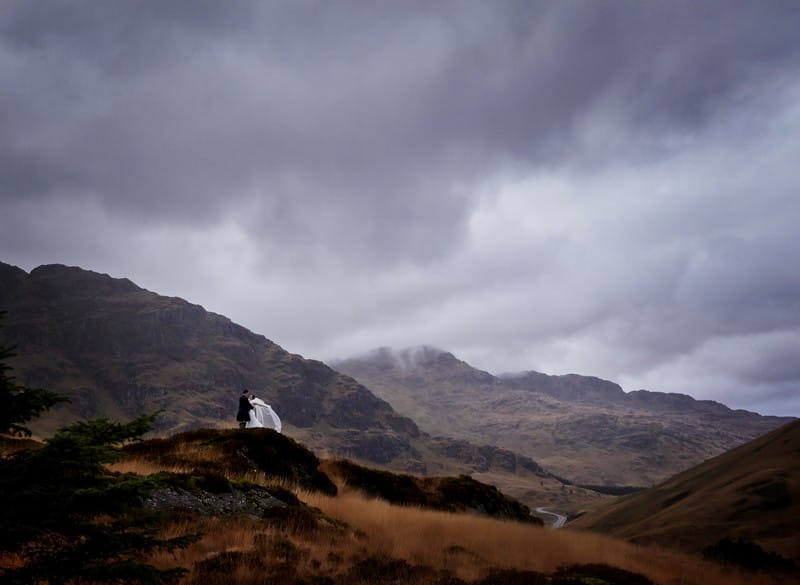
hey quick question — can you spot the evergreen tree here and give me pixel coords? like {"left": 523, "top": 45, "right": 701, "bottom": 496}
{"left": 0, "top": 311, "right": 199, "bottom": 584}
{"left": 0, "top": 415, "right": 199, "bottom": 585}
{"left": 0, "top": 310, "right": 69, "bottom": 436}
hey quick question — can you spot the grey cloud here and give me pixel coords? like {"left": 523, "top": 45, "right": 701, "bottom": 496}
{"left": 5, "top": 2, "right": 799, "bottom": 217}
{"left": 2, "top": 1, "right": 800, "bottom": 415}
{"left": 3, "top": 1, "right": 490, "bottom": 263}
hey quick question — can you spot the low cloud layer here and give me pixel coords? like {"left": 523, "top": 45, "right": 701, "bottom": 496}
{"left": 2, "top": 1, "right": 799, "bottom": 416}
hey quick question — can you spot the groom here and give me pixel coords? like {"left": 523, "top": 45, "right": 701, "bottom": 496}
{"left": 236, "top": 389, "right": 253, "bottom": 428}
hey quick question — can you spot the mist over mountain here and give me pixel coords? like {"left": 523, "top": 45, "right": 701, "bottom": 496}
{"left": 333, "top": 346, "right": 794, "bottom": 486}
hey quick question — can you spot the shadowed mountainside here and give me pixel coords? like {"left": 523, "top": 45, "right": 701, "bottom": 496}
{"left": 0, "top": 263, "right": 414, "bottom": 447}
{"left": 567, "top": 419, "right": 800, "bottom": 566}
{"left": 333, "top": 346, "right": 794, "bottom": 487}
{"left": 0, "top": 262, "right": 590, "bottom": 511}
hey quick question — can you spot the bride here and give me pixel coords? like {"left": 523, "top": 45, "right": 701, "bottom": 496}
{"left": 246, "top": 395, "right": 282, "bottom": 432}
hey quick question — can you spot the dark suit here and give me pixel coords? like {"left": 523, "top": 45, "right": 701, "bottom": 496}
{"left": 237, "top": 395, "right": 253, "bottom": 426}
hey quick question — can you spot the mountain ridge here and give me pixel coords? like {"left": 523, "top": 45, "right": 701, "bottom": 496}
{"left": 333, "top": 346, "right": 794, "bottom": 487}
{"left": 2, "top": 260, "right": 792, "bottom": 510}
{"left": 1, "top": 261, "right": 593, "bottom": 511}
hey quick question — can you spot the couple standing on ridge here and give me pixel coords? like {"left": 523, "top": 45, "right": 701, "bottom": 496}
{"left": 237, "top": 389, "right": 282, "bottom": 432}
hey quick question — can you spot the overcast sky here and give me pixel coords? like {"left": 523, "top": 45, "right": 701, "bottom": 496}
{"left": 2, "top": 1, "right": 799, "bottom": 417}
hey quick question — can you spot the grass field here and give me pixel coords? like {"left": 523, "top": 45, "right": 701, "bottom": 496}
{"left": 112, "top": 448, "right": 794, "bottom": 585}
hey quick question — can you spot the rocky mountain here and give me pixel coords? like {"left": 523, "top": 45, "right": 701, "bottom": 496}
{"left": 332, "top": 346, "right": 794, "bottom": 487}
{"left": 0, "top": 262, "right": 585, "bottom": 511}
{"left": 0, "top": 263, "right": 410, "bottom": 443}
{"left": 568, "top": 418, "right": 800, "bottom": 566}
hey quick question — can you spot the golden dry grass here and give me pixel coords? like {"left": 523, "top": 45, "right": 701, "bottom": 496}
{"left": 111, "top": 443, "right": 794, "bottom": 584}
{"left": 146, "top": 480, "right": 791, "bottom": 583}
{"left": 110, "top": 452, "right": 299, "bottom": 493}
{"left": 301, "top": 487, "right": 787, "bottom": 585}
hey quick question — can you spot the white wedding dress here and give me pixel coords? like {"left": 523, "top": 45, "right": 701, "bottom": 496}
{"left": 246, "top": 397, "right": 282, "bottom": 432}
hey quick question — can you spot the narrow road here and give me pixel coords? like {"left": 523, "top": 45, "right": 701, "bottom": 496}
{"left": 535, "top": 507, "right": 567, "bottom": 528}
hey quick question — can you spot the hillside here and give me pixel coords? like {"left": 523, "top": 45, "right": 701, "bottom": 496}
{"left": 120, "top": 428, "right": 541, "bottom": 525}
{"left": 333, "top": 347, "right": 794, "bottom": 487}
{"left": 120, "top": 424, "right": 800, "bottom": 582}
{"left": 5, "top": 424, "right": 790, "bottom": 585}
{"left": 0, "top": 262, "right": 593, "bottom": 511}
{"left": 568, "top": 419, "right": 800, "bottom": 565}
{"left": 0, "top": 263, "right": 415, "bottom": 448}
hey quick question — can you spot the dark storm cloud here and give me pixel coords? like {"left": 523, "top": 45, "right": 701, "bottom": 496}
{"left": 2, "top": 1, "right": 800, "bottom": 415}
{"left": 2, "top": 1, "right": 499, "bottom": 262}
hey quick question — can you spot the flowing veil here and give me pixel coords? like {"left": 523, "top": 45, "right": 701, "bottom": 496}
{"left": 246, "top": 397, "right": 282, "bottom": 432}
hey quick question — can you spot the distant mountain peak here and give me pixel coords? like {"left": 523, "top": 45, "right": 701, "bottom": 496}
{"left": 336, "top": 346, "right": 497, "bottom": 386}
{"left": 335, "top": 344, "right": 794, "bottom": 487}
{"left": 344, "top": 345, "right": 460, "bottom": 372}
{"left": 27, "top": 263, "right": 144, "bottom": 297}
